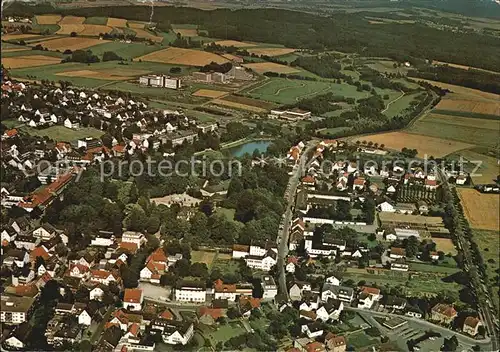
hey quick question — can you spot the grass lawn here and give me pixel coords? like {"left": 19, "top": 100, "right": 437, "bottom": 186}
{"left": 409, "top": 262, "right": 460, "bottom": 274}
{"left": 2, "top": 49, "right": 64, "bottom": 58}
{"left": 191, "top": 250, "right": 217, "bottom": 269}
{"left": 21, "top": 126, "right": 104, "bottom": 142}
{"left": 383, "top": 91, "right": 420, "bottom": 118}
{"left": 246, "top": 78, "right": 371, "bottom": 105}
{"left": 348, "top": 331, "right": 378, "bottom": 349}
{"left": 1, "top": 119, "right": 22, "bottom": 128}
{"left": 216, "top": 207, "right": 235, "bottom": 221}
{"left": 202, "top": 322, "right": 246, "bottom": 344}
{"left": 317, "top": 127, "right": 353, "bottom": 137}
{"left": 88, "top": 41, "right": 164, "bottom": 60}
{"left": 211, "top": 257, "right": 239, "bottom": 275}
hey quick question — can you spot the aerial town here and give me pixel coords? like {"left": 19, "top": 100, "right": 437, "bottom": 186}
{"left": 1, "top": 1, "right": 499, "bottom": 352}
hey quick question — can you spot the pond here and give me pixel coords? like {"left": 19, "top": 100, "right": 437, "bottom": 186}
{"left": 228, "top": 140, "right": 272, "bottom": 157}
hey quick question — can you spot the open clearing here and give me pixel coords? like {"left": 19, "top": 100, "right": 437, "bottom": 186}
{"left": 408, "top": 78, "right": 499, "bottom": 101}
{"left": 431, "top": 238, "right": 457, "bottom": 256}
{"left": 436, "top": 98, "right": 499, "bottom": 116}
{"left": 2, "top": 55, "right": 61, "bottom": 69}
{"left": 21, "top": 125, "right": 103, "bottom": 142}
{"left": 35, "top": 15, "right": 62, "bottom": 24}
{"left": 137, "top": 47, "right": 228, "bottom": 66}
{"left": 107, "top": 17, "right": 128, "bottom": 27}
{"left": 242, "top": 62, "right": 300, "bottom": 74}
{"left": 191, "top": 250, "right": 216, "bottom": 267}
{"left": 56, "top": 24, "right": 85, "bottom": 35}
{"left": 409, "top": 113, "right": 499, "bottom": 147}
{"left": 247, "top": 48, "right": 296, "bottom": 56}
{"left": 354, "top": 131, "right": 474, "bottom": 157}
{"left": 211, "top": 99, "right": 267, "bottom": 113}
{"left": 192, "top": 89, "right": 229, "bottom": 98}
{"left": 211, "top": 40, "right": 256, "bottom": 48}
{"left": 222, "top": 95, "right": 277, "bottom": 110}
{"left": 59, "top": 16, "right": 86, "bottom": 24}
{"left": 127, "top": 21, "right": 146, "bottom": 29}
{"left": 173, "top": 28, "right": 198, "bottom": 37}
{"left": 432, "top": 60, "right": 500, "bottom": 75}
{"left": 87, "top": 41, "right": 162, "bottom": 59}
{"left": 55, "top": 69, "right": 132, "bottom": 80}
{"left": 129, "top": 28, "right": 163, "bottom": 42}
{"left": 35, "top": 37, "right": 109, "bottom": 51}
{"left": 458, "top": 188, "right": 499, "bottom": 231}
{"left": 2, "top": 33, "right": 41, "bottom": 41}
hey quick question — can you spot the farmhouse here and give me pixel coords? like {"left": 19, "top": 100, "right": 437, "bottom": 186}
{"left": 431, "top": 303, "right": 457, "bottom": 325}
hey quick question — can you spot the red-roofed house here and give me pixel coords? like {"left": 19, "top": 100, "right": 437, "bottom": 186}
{"left": 325, "top": 333, "right": 346, "bottom": 352}
{"left": 463, "top": 316, "right": 482, "bottom": 336}
{"left": 302, "top": 176, "right": 316, "bottom": 187}
{"left": 30, "top": 246, "right": 51, "bottom": 262}
{"left": 140, "top": 260, "right": 166, "bottom": 284}
{"left": 431, "top": 303, "right": 457, "bottom": 325}
{"left": 120, "top": 241, "right": 139, "bottom": 254}
{"left": 67, "top": 263, "right": 90, "bottom": 279}
{"left": 2, "top": 129, "right": 18, "bottom": 139}
{"left": 425, "top": 179, "right": 438, "bottom": 190}
{"left": 124, "top": 289, "right": 143, "bottom": 311}
{"left": 90, "top": 269, "right": 119, "bottom": 286}
{"left": 197, "top": 306, "right": 223, "bottom": 325}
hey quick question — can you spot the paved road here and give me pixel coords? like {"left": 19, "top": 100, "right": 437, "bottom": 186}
{"left": 349, "top": 307, "right": 492, "bottom": 349}
{"left": 437, "top": 168, "right": 499, "bottom": 351}
{"left": 276, "top": 141, "right": 318, "bottom": 298}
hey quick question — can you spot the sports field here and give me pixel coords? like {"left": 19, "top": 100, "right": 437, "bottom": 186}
{"left": 246, "top": 78, "right": 370, "bottom": 104}
{"left": 192, "top": 89, "right": 229, "bottom": 98}
{"left": 222, "top": 95, "right": 277, "bottom": 110}
{"left": 2, "top": 55, "right": 61, "bottom": 69}
{"left": 137, "top": 47, "right": 228, "bottom": 66}
{"left": 353, "top": 131, "right": 474, "bottom": 157}
{"left": 35, "top": 37, "right": 109, "bottom": 51}
{"left": 458, "top": 188, "right": 499, "bottom": 231}
{"left": 408, "top": 113, "right": 499, "bottom": 147}
{"left": 242, "top": 62, "right": 300, "bottom": 74}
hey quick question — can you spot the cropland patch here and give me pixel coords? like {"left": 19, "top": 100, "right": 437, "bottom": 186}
{"left": 127, "top": 21, "right": 146, "bottom": 29}
{"left": 2, "top": 34, "right": 41, "bottom": 41}
{"left": 107, "top": 17, "right": 128, "bottom": 27}
{"left": 353, "top": 131, "right": 474, "bottom": 157}
{"left": 435, "top": 99, "right": 499, "bottom": 116}
{"left": 211, "top": 40, "right": 256, "bottom": 48}
{"left": 80, "top": 24, "right": 113, "bottom": 36}
{"left": 408, "top": 78, "right": 499, "bottom": 101}
{"left": 242, "top": 62, "right": 300, "bottom": 74}
{"left": 247, "top": 47, "right": 296, "bottom": 57}
{"left": 432, "top": 61, "right": 500, "bottom": 75}
{"left": 56, "top": 24, "right": 85, "bottom": 35}
{"left": 458, "top": 188, "right": 499, "bottom": 231}
{"left": 192, "top": 89, "right": 229, "bottom": 98}
{"left": 35, "top": 37, "right": 109, "bottom": 51}
{"left": 137, "top": 47, "right": 228, "bottom": 66}
{"left": 191, "top": 251, "right": 217, "bottom": 267}
{"left": 2, "top": 55, "right": 61, "bottom": 69}
{"left": 2, "top": 48, "right": 29, "bottom": 53}
{"left": 35, "top": 15, "right": 62, "bottom": 25}
{"left": 222, "top": 95, "right": 277, "bottom": 110}
{"left": 174, "top": 28, "right": 198, "bottom": 37}
{"left": 129, "top": 28, "right": 163, "bottom": 42}
{"left": 58, "top": 16, "right": 86, "bottom": 24}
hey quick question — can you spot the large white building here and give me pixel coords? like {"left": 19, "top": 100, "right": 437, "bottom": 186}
{"left": 1, "top": 296, "right": 35, "bottom": 324}
{"left": 261, "top": 275, "right": 278, "bottom": 300}
{"left": 174, "top": 283, "right": 207, "bottom": 303}
{"left": 139, "top": 75, "right": 181, "bottom": 89}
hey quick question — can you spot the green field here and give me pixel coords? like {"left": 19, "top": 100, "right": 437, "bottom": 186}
{"left": 84, "top": 16, "right": 108, "bottom": 25}
{"left": 409, "top": 262, "right": 460, "bottom": 274}
{"left": 348, "top": 331, "right": 379, "bottom": 349}
{"left": 199, "top": 322, "right": 246, "bottom": 346}
{"left": 383, "top": 91, "right": 420, "bottom": 118}
{"left": 88, "top": 41, "right": 163, "bottom": 59}
{"left": 31, "top": 24, "right": 60, "bottom": 34}
{"left": 473, "top": 229, "right": 499, "bottom": 310}
{"left": 21, "top": 126, "right": 104, "bottom": 142}
{"left": 2, "top": 49, "right": 63, "bottom": 59}
{"left": 216, "top": 207, "right": 236, "bottom": 221}
{"left": 246, "top": 78, "right": 371, "bottom": 104}
{"left": 408, "top": 114, "right": 499, "bottom": 147}
{"left": 447, "top": 149, "right": 499, "bottom": 184}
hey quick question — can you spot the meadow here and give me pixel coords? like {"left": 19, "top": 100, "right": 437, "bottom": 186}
{"left": 21, "top": 126, "right": 104, "bottom": 142}
{"left": 473, "top": 229, "right": 499, "bottom": 310}
{"left": 457, "top": 188, "right": 499, "bottom": 231}
{"left": 137, "top": 47, "right": 228, "bottom": 66}
{"left": 448, "top": 149, "right": 499, "bottom": 184}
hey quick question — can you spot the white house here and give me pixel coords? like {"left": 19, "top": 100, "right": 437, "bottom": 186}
{"left": 77, "top": 309, "right": 92, "bottom": 326}
{"left": 161, "top": 322, "right": 194, "bottom": 345}
{"left": 123, "top": 289, "right": 143, "bottom": 311}
{"left": 325, "top": 276, "right": 340, "bottom": 286}
{"left": 32, "top": 224, "right": 57, "bottom": 241}
{"left": 316, "top": 299, "right": 343, "bottom": 322}
{"left": 174, "top": 284, "right": 206, "bottom": 303}
{"left": 321, "top": 284, "right": 354, "bottom": 303}
{"left": 377, "top": 201, "right": 395, "bottom": 212}
{"left": 301, "top": 322, "right": 324, "bottom": 339}
{"left": 90, "top": 286, "right": 105, "bottom": 301}
{"left": 122, "top": 231, "right": 146, "bottom": 248}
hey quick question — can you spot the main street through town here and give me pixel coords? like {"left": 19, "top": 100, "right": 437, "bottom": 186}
{"left": 276, "top": 140, "right": 318, "bottom": 299}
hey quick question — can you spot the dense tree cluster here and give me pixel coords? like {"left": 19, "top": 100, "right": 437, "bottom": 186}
{"left": 61, "top": 49, "right": 99, "bottom": 63}
{"left": 291, "top": 54, "right": 346, "bottom": 79}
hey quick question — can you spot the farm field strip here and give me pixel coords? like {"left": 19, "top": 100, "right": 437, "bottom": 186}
{"left": 242, "top": 62, "right": 300, "bottom": 74}
{"left": 422, "top": 113, "right": 500, "bottom": 130}
{"left": 221, "top": 94, "right": 277, "bottom": 110}
{"left": 137, "top": 47, "right": 228, "bottom": 66}
{"left": 107, "top": 17, "right": 128, "bottom": 27}
{"left": 2, "top": 55, "right": 61, "bottom": 69}
{"left": 211, "top": 40, "right": 256, "bottom": 48}
{"left": 352, "top": 131, "right": 474, "bottom": 157}
{"left": 432, "top": 60, "right": 500, "bottom": 75}
{"left": 246, "top": 47, "right": 296, "bottom": 56}
{"left": 2, "top": 33, "right": 41, "bottom": 41}
{"left": 192, "top": 89, "right": 229, "bottom": 98}
{"left": 408, "top": 78, "right": 499, "bottom": 101}
{"left": 431, "top": 237, "right": 457, "bottom": 255}
{"left": 58, "top": 16, "right": 86, "bottom": 24}
{"left": 458, "top": 188, "right": 499, "bottom": 231}
{"left": 211, "top": 99, "right": 267, "bottom": 113}
{"left": 35, "top": 15, "right": 62, "bottom": 24}
{"left": 130, "top": 28, "right": 163, "bottom": 42}
{"left": 33, "top": 37, "right": 110, "bottom": 51}
{"left": 436, "top": 98, "right": 499, "bottom": 116}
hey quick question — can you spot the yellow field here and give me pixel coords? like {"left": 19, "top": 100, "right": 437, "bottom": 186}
{"left": 221, "top": 53, "right": 242, "bottom": 62}
{"left": 56, "top": 24, "right": 85, "bottom": 35}
{"left": 34, "top": 37, "right": 108, "bottom": 51}
{"left": 247, "top": 48, "right": 296, "bottom": 56}
{"left": 2, "top": 55, "right": 61, "bottom": 69}
{"left": 59, "top": 16, "right": 86, "bottom": 24}
{"left": 107, "top": 17, "right": 128, "bottom": 27}
{"left": 212, "top": 99, "right": 267, "bottom": 113}
{"left": 35, "top": 14, "right": 62, "bottom": 24}
{"left": 192, "top": 89, "right": 229, "bottom": 98}
{"left": 80, "top": 24, "right": 113, "bottom": 35}
{"left": 2, "top": 34, "right": 41, "bottom": 41}
{"left": 130, "top": 28, "right": 163, "bottom": 42}
{"left": 408, "top": 78, "right": 499, "bottom": 101}
{"left": 191, "top": 250, "right": 216, "bottom": 266}
{"left": 353, "top": 131, "right": 474, "bottom": 157}
{"left": 212, "top": 40, "right": 256, "bottom": 48}
{"left": 242, "top": 62, "right": 300, "bottom": 74}
{"left": 436, "top": 99, "right": 499, "bottom": 116}
{"left": 55, "top": 69, "right": 131, "bottom": 80}
{"left": 2, "top": 48, "right": 29, "bottom": 53}
{"left": 174, "top": 28, "right": 198, "bottom": 37}
{"left": 127, "top": 21, "right": 146, "bottom": 29}
{"left": 137, "top": 47, "right": 228, "bottom": 66}
{"left": 431, "top": 238, "right": 457, "bottom": 256}
{"left": 458, "top": 188, "right": 499, "bottom": 231}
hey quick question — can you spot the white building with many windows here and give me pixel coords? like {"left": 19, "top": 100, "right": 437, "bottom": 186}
{"left": 174, "top": 283, "right": 207, "bottom": 303}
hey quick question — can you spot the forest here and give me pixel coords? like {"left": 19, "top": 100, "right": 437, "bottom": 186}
{"left": 5, "top": 3, "right": 500, "bottom": 72}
